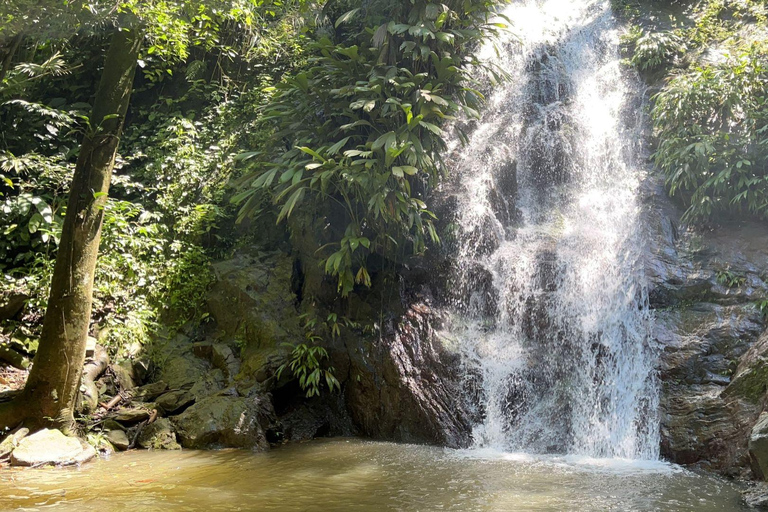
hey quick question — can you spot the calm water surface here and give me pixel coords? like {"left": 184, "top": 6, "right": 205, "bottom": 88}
{"left": 0, "top": 438, "right": 747, "bottom": 511}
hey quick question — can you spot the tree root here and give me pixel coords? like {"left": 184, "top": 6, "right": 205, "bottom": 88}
{"left": 78, "top": 345, "right": 109, "bottom": 414}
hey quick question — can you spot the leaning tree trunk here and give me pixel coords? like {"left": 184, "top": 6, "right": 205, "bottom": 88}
{"left": 0, "top": 28, "right": 142, "bottom": 433}
{"left": 0, "top": 33, "right": 23, "bottom": 84}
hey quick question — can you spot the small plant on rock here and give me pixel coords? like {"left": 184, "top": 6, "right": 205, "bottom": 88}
{"left": 277, "top": 334, "right": 340, "bottom": 398}
{"left": 716, "top": 267, "right": 746, "bottom": 288}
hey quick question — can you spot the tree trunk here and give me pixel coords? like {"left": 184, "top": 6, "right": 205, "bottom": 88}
{"left": 0, "top": 28, "right": 142, "bottom": 433}
{"left": 0, "top": 33, "right": 23, "bottom": 84}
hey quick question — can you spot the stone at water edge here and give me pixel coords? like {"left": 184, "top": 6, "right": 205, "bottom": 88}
{"left": 137, "top": 418, "right": 181, "bottom": 450}
{"left": 750, "top": 412, "right": 768, "bottom": 479}
{"left": 10, "top": 429, "right": 96, "bottom": 467}
{"left": 744, "top": 483, "right": 768, "bottom": 509}
{"left": 0, "top": 428, "right": 29, "bottom": 459}
{"left": 171, "top": 395, "right": 272, "bottom": 449}
{"left": 106, "top": 429, "right": 130, "bottom": 451}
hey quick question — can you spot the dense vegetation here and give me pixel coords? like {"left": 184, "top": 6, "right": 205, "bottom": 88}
{"left": 619, "top": 0, "right": 768, "bottom": 222}
{"left": 0, "top": 0, "right": 508, "bottom": 424}
{"left": 234, "top": 0, "right": 507, "bottom": 295}
{"left": 0, "top": 1, "right": 312, "bottom": 356}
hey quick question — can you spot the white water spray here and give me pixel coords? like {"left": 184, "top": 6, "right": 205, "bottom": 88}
{"left": 448, "top": 0, "right": 658, "bottom": 459}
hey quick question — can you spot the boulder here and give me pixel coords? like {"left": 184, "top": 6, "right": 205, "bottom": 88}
{"left": 10, "top": 429, "right": 96, "bottom": 466}
{"left": 745, "top": 483, "right": 768, "bottom": 509}
{"left": 111, "top": 361, "right": 136, "bottom": 392}
{"left": 189, "top": 368, "right": 226, "bottom": 399}
{"left": 106, "top": 429, "right": 130, "bottom": 451}
{"left": 112, "top": 406, "right": 153, "bottom": 424}
{"left": 159, "top": 353, "right": 210, "bottom": 391}
{"left": 171, "top": 395, "right": 273, "bottom": 449}
{"left": 0, "top": 293, "right": 28, "bottom": 321}
{"left": 137, "top": 418, "right": 180, "bottom": 450}
{"left": 0, "top": 428, "right": 29, "bottom": 459}
{"left": 156, "top": 390, "right": 195, "bottom": 415}
{"left": 131, "top": 381, "right": 168, "bottom": 401}
{"left": 751, "top": 413, "right": 768, "bottom": 480}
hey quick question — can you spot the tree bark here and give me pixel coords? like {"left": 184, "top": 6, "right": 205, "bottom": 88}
{"left": 0, "top": 28, "right": 142, "bottom": 433}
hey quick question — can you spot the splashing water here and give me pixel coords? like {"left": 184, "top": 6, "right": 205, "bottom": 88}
{"left": 447, "top": 0, "right": 658, "bottom": 459}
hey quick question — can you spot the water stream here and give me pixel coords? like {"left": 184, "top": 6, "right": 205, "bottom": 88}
{"left": 447, "top": 0, "right": 658, "bottom": 458}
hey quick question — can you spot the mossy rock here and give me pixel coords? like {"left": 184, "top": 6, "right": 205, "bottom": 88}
{"left": 138, "top": 418, "right": 181, "bottom": 450}
{"left": 171, "top": 395, "right": 273, "bottom": 450}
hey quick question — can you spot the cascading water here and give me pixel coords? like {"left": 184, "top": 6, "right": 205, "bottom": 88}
{"left": 447, "top": 0, "right": 659, "bottom": 459}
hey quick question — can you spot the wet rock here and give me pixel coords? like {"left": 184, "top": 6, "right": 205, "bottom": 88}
{"left": 645, "top": 183, "right": 768, "bottom": 476}
{"left": 106, "top": 429, "right": 130, "bottom": 451}
{"left": 171, "top": 395, "right": 273, "bottom": 449}
{"left": 660, "top": 382, "right": 758, "bottom": 472}
{"left": 345, "top": 299, "right": 473, "bottom": 447}
{"left": 727, "top": 331, "right": 768, "bottom": 403}
{"left": 137, "top": 418, "right": 180, "bottom": 450}
{"left": 0, "top": 428, "right": 28, "bottom": 459}
{"left": 156, "top": 390, "right": 195, "bottom": 415}
{"left": 745, "top": 483, "right": 768, "bottom": 509}
{"left": 10, "top": 429, "right": 96, "bottom": 467}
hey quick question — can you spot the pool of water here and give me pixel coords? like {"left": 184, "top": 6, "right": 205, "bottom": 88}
{"left": 0, "top": 438, "right": 747, "bottom": 511}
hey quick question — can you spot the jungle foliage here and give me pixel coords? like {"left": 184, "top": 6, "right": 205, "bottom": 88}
{"left": 1, "top": 0, "right": 510, "bottom": 400}
{"left": 0, "top": 0, "right": 312, "bottom": 360}
{"left": 234, "top": 0, "right": 509, "bottom": 295}
{"left": 619, "top": 0, "right": 768, "bottom": 223}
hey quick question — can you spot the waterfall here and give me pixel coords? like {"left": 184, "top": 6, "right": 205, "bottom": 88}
{"left": 447, "top": 0, "right": 659, "bottom": 459}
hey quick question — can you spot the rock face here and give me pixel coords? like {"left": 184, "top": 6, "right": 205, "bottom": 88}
{"left": 644, "top": 179, "right": 768, "bottom": 477}
{"left": 197, "top": 245, "right": 472, "bottom": 447}
{"left": 344, "top": 299, "right": 473, "bottom": 447}
{"left": 9, "top": 429, "right": 96, "bottom": 467}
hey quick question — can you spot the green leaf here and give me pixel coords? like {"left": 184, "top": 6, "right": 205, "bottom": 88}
{"left": 297, "top": 146, "right": 326, "bottom": 162}
{"left": 277, "top": 188, "right": 306, "bottom": 223}
{"left": 335, "top": 8, "right": 361, "bottom": 28}
{"left": 328, "top": 136, "right": 351, "bottom": 156}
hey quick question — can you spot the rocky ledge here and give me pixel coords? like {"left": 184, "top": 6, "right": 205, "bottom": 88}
{"left": 644, "top": 179, "right": 768, "bottom": 491}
